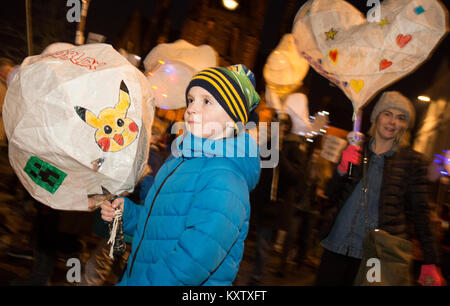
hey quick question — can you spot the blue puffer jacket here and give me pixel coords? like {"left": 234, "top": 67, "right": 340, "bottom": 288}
{"left": 117, "top": 131, "right": 261, "bottom": 285}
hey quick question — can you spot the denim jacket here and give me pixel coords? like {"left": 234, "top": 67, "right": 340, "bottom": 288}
{"left": 321, "top": 140, "right": 394, "bottom": 259}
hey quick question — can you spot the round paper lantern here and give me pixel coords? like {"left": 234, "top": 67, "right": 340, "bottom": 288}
{"left": 3, "top": 43, "right": 154, "bottom": 211}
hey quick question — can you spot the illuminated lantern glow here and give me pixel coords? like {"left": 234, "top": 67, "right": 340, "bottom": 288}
{"left": 292, "top": 0, "right": 447, "bottom": 131}
{"left": 144, "top": 40, "right": 217, "bottom": 110}
{"left": 264, "top": 34, "right": 309, "bottom": 98}
{"left": 222, "top": 0, "right": 239, "bottom": 10}
{"left": 3, "top": 43, "right": 154, "bottom": 211}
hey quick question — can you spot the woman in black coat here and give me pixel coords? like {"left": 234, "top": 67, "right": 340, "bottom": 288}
{"left": 316, "top": 91, "right": 445, "bottom": 286}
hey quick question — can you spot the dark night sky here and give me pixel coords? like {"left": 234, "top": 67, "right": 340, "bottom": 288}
{"left": 1, "top": 0, "right": 449, "bottom": 132}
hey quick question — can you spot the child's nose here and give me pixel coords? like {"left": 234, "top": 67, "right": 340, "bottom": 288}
{"left": 187, "top": 102, "right": 199, "bottom": 114}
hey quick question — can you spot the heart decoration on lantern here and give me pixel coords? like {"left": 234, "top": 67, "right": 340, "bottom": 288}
{"left": 379, "top": 59, "right": 393, "bottom": 71}
{"left": 292, "top": 0, "right": 448, "bottom": 113}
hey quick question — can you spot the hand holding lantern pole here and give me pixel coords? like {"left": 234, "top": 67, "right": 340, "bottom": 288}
{"left": 347, "top": 109, "right": 364, "bottom": 178}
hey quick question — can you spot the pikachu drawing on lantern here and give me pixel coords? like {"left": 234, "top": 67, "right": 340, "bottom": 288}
{"left": 74, "top": 80, "right": 139, "bottom": 152}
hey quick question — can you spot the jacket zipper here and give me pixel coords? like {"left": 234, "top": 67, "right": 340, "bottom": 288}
{"left": 128, "top": 158, "right": 185, "bottom": 277}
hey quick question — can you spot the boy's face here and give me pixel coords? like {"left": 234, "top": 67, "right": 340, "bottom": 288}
{"left": 184, "top": 86, "right": 234, "bottom": 139}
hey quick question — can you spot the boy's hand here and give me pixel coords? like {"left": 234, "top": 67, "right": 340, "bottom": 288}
{"left": 101, "top": 198, "right": 124, "bottom": 222}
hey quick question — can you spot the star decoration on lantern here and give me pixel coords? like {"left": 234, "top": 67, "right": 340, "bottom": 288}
{"left": 325, "top": 28, "right": 338, "bottom": 40}
{"left": 379, "top": 18, "right": 389, "bottom": 29}
{"left": 414, "top": 6, "right": 425, "bottom": 15}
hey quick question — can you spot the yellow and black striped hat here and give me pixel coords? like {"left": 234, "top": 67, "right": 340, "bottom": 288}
{"left": 185, "top": 65, "right": 260, "bottom": 125}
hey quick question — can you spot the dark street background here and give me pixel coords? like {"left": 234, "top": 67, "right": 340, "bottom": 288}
{"left": 0, "top": 0, "right": 449, "bottom": 287}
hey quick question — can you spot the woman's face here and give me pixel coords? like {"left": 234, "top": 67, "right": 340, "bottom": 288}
{"left": 184, "top": 86, "right": 234, "bottom": 139}
{"left": 375, "top": 108, "right": 408, "bottom": 141}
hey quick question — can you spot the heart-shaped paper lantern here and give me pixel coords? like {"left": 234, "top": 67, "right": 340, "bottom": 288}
{"left": 3, "top": 44, "right": 154, "bottom": 211}
{"left": 264, "top": 34, "right": 310, "bottom": 96}
{"left": 292, "top": 0, "right": 448, "bottom": 112}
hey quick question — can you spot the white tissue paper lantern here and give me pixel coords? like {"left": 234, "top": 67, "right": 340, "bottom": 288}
{"left": 143, "top": 39, "right": 217, "bottom": 109}
{"left": 264, "top": 34, "right": 310, "bottom": 97}
{"left": 284, "top": 93, "right": 313, "bottom": 136}
{"left": 41, "top": 42, "right": 76, "bottom": 55}
{"left": 284, "top": 93, "right": 329, "bottom": 139}
{"left": 292, "top": 0, "right": 448, "bottom": 112}
{"left": 145, "top": 59, "right": 196, "bottom": 110}
{"left": 3, "top": 43, "right": 154, "bottom": 211}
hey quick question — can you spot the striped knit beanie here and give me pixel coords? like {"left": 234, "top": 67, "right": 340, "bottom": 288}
{"left": 186, "top": 64, "right": 260, "bottom": 126}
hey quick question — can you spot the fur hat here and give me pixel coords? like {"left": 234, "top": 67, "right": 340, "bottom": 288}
{"left": 370, "top": 91, "right": 415, "bottom": 128}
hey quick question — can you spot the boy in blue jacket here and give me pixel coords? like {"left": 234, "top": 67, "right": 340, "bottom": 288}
{"left": 101, "top": 64, "right": 261, "bottom": 285}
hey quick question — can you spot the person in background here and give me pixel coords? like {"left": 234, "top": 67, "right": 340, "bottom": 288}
{"left": 0, "top": 57, "right": 14, "bottom": 147}
{"left": 0, "top": 58, "right": 15, "bottom": 192}
{"left": 0, "top": 57, "right": 14, "bottom": 143}
{"left": 247, "top": 108, "right": 279, "bottom": 285}
{"left": 316, "top": 91, "right": 445, "bottom": 286}
{"left": 272, "top": 114, "right": 307, "bottom": 278}
{"left": 293, "top": 148, "right": 332, "bottom": 268}
{"left": 133, "top": 122, "right": 168, "bottom": 202}
{"left": 248, "top": 112, "right": 306, "bottom": 284}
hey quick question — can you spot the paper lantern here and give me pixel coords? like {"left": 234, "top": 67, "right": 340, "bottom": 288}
{"left": 264, "top": 34, "right": 310, "bottom": 96}
{"left": 145, "top": 59, "right": 196, "bottom": 110}
{"left": 292, "top": 0, "right": 448, "bottom": 113}
{"left": 144, "top": 40, "right": 217, "bottom": 110}
{"left": 284, "top": 93, "right": 313, "bottom": 135}
{"left": 282, "top": 93, "right": 329, "bottom": 140}
{"left": 3, "top": 43, "right": 154, "bottom": 211}
{"left": 41, "top": 42, "right": 76, "bottom": 55}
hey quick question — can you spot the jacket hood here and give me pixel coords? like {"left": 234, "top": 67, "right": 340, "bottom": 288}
{"left": 173, "top": 131, "right": 261, "bottom": 191}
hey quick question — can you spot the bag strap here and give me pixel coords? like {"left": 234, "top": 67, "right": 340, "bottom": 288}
{"left": 362, "top": 149, "right": 369, "bottom": 234}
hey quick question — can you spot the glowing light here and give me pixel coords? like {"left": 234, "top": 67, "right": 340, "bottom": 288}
{"left": 158, "top": 60, "right": 165, "bottom": 64}
{"left": 307, "top": 138, "right": 314, "bottom": 143}
{"left": 433, "top": 153, "right": 450, "bottom": 165}
{"left": 162, "top": 94, "right": 168, "bottom": 98}
{"left": 320, "top": 129, "right": 327, "bottom": 133}
{"left": 152, "top": 86, "right": 158, "bottom": 89}
{"left": 323, "top": 111, "right": 330, "bottom": 115}
{"left": 418, "top": 95, "right": 430, "bottom": 102}
{"left": 164, "top": 65, "right": 174, "bottom": 73}
{"left": 222, "top": 0, "right": 239, "bottom": 10}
